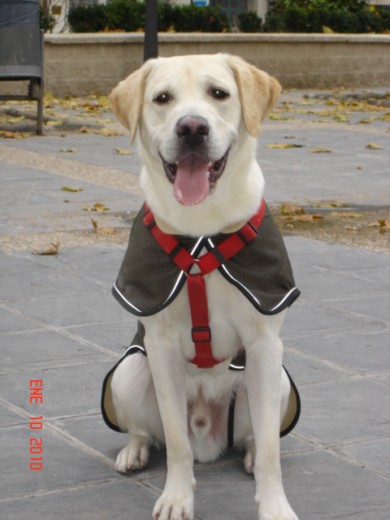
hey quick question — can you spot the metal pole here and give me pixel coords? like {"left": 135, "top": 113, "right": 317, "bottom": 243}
{"left": 144, "top": 0, "right": 158, "bottom": 62}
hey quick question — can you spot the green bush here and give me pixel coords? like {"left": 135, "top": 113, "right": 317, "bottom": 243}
{"left": 158, "top": 3, "right": 228, "bottom": 32}
{"left": 105, "top": 0, "right": 145, "bottom": 32}
{"left": 283, "top": 6, "right": 310, "bottom": 31}
{"left": 263, "top": 0, "right": 390, "bottom": 33}
{"left": 270, "top": 1, "right": 368, "bottom": 12}
{"left": 68, "top": 4, "right": 108, "bottom": 33}
{"left": 67, "top": 0, "right": 390, "bottom": 34}
{"left": 237, "top": 11, "right": 263, "bottom": 33}
{"left": 68, "top": 0, "right": 229, "bottom": 33}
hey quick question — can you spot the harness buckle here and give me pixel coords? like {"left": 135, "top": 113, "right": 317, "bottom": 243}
{"left": 191, "top": 326, "right": 212, "bottom": 343}
{"left": 237, "top": 221, "right": 257, "bottom": 245}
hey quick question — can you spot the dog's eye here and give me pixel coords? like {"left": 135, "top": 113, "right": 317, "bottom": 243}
{"left": 210, "top": 88, "right": 230, "bottom": 101}
{"left": 154, "top": 92, "right": 173, "bottom": 105}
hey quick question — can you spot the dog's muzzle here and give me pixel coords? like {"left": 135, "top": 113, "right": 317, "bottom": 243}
{"left": 161, "top": 116, "right": 229, "bottom": 206}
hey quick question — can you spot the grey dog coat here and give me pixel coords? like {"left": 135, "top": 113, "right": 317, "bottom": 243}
{"left": 102, "top": 203, "right": 301, "bottom": 439}
{"left": 112, "top": 204, "right": 300, "bottom": 316}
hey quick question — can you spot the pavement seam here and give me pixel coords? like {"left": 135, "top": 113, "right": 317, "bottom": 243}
{"left": 0, "top": 302, "right": 119, "bottom": 358}
{"left": 0, "top": 395, "right": 115, "bottom": 470}
{"left": 0, "top": 403, "right": 168, "bottom": 502}
{"left": 0, "top": 477, "right": 123, "bottom": 504}
{"left": 284, "top": 344, "right": 389, "bottom": 381}
{"left": 320, "top": 300, "right": 390, "bottom": 328}
{"left": 45, "top": 421, "right": 116, "bottom": 469}
{"left": 289, "top": 431, "right": 390, "bottom": 480}
{"left": 325, "top": 444, "right": 390, "bottom": 481}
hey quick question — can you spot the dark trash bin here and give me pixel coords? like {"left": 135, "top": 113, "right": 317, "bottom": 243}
{"left": 0, "top": 0, "right": 44, "bottom": 134}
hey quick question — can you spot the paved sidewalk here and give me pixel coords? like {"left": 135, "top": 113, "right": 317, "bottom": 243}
{"left": 0, "top": 90, "right": 389, "bottom": 520}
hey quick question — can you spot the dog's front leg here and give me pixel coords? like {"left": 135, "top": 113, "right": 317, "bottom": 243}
{"left": 245, "top": 321, "right": 298, "bottom": 520}
{"left": 144, "top": 327, "right": 195, "bottom": 520}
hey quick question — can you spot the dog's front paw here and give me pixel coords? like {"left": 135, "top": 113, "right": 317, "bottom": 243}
{"left": 258, "top": 494, "right": 298, "bottom": 520}
{"left": 153, "top": 484, "right": 194, "bottom": 520}
{"left": 115, "top": 435, "right": 149, "bottom": 473}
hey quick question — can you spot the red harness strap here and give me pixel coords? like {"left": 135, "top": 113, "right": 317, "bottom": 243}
{"left": 143, "top": 199, "right": 266, "bottom": 368}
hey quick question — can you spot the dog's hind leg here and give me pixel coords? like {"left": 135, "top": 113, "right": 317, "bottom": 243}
{"left": 110, "top": 350, "right": 164, "bottom": 473}
{"left": 115, "top": 432, "right": 151, "bottom": 473}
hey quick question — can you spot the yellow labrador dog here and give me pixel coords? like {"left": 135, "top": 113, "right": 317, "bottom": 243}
{"left": 102, "top": 54, "right": 301, "bottom": 520}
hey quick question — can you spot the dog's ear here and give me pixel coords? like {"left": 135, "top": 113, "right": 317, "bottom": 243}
{"left": 226, "top": 55, "right": 281, "bottom": 137}
{"left": 109, "top": 61, "right": 153, "bottom": 142}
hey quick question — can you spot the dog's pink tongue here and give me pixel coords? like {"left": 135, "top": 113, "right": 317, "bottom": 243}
{"left": 174, "top": 155, "right": 210, "bottom": 206}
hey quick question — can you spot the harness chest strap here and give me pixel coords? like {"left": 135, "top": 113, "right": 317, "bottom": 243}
{"left": 143, "top": 199, "right": 266, "bottom": 368}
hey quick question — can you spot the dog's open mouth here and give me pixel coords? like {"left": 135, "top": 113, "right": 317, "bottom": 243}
{"left": 161, "top": 150, "right": 229, "bottom": 206}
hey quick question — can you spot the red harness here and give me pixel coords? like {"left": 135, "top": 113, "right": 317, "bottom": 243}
{"left": 143, "top": 199, "right": 266, "bottom": 368}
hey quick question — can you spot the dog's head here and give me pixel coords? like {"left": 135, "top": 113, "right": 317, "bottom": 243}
{"left": 110, "top": 54, "right": 280, "bottom": 231}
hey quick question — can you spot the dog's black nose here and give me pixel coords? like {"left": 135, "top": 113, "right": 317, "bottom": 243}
{"left": 176, "top": 116, "right": 209, "bottom": 147}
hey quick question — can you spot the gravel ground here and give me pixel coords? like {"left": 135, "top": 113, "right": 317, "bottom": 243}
{"left": 1, "top": 208, "right": 388, "bottom": 254}
{"left": 272, "top": 206, "right": 390, "bottom": 253}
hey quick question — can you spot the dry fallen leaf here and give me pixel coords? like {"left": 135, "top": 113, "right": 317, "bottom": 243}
{"left": 0, "top": 130, "right": 29, "bottom": 139}
{"left": 281, "top": 204, "right": 306, "bottom": 216}
{"left": 309, "top": 147, "right": 332, "bottom": 154}
{"left": 61, "top": 186, "right": 83, "bottom": 193}
{"left": 332, "top": 113, "right": 349, "bottom": 123}
{"left": 268, "top": 113, "right": 293, "bottom": 121}
{"left": 100, "top": 128, "right": 120, "bottom": 137}
{"left": 266, "top": 143, "right": 304, "bottom": 149}
{"left": 330, "top": 212, "right": 363, "bottom": 218}
{"left": 91, "top": 218, "right": 98, "bottom": 231}
{"left": 367, "top": 219, "right": 390, "bottom": 230}
{"left": 91, "top": 218, "right": 117, "bottom": 235}
{"left": 322, "top": 25, "right": 334, "bottom": 34}
{"left": 366, "top": 142, "right": 383, "bottom": 150}
{"left": 359, "top": 117, "right": 376, "bottom": 125}
{"left": 60, "top": 148, "right": 77, "bottom": 153}
{"left": 114, "top": 148, "right": 132, "bottom": 155}
{"left": 83, "top": 202, "right": 110, "bottom": 212}
{"left": 284, "top": 214, "right": 324, "bottom": 223}
{"left": 32, "top": 242, "right": 60, "bottom": 256}
{"left": 46, "top": 119, "right": 63, "bottom": 127}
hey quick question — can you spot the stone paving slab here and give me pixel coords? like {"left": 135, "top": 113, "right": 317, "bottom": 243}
{"left": 4, "top": 133, "right": 137, "bottom": 172}
{"left": 259, "top": 126, "right": 390, "bottom": 206}
{"left": 1, "top": 479, "right": 158, "bottom": 520}
{"left": 287, "top": 329, "right": 390, "bottom": 375}
{"left": 0, "top": 162, "right": 139, "bottom": 235}
{"left": 283, "top": 451, "right": 390, "bottom": 520}
{"left": 0, "top": 425, "right": 116, "bottom": 500}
